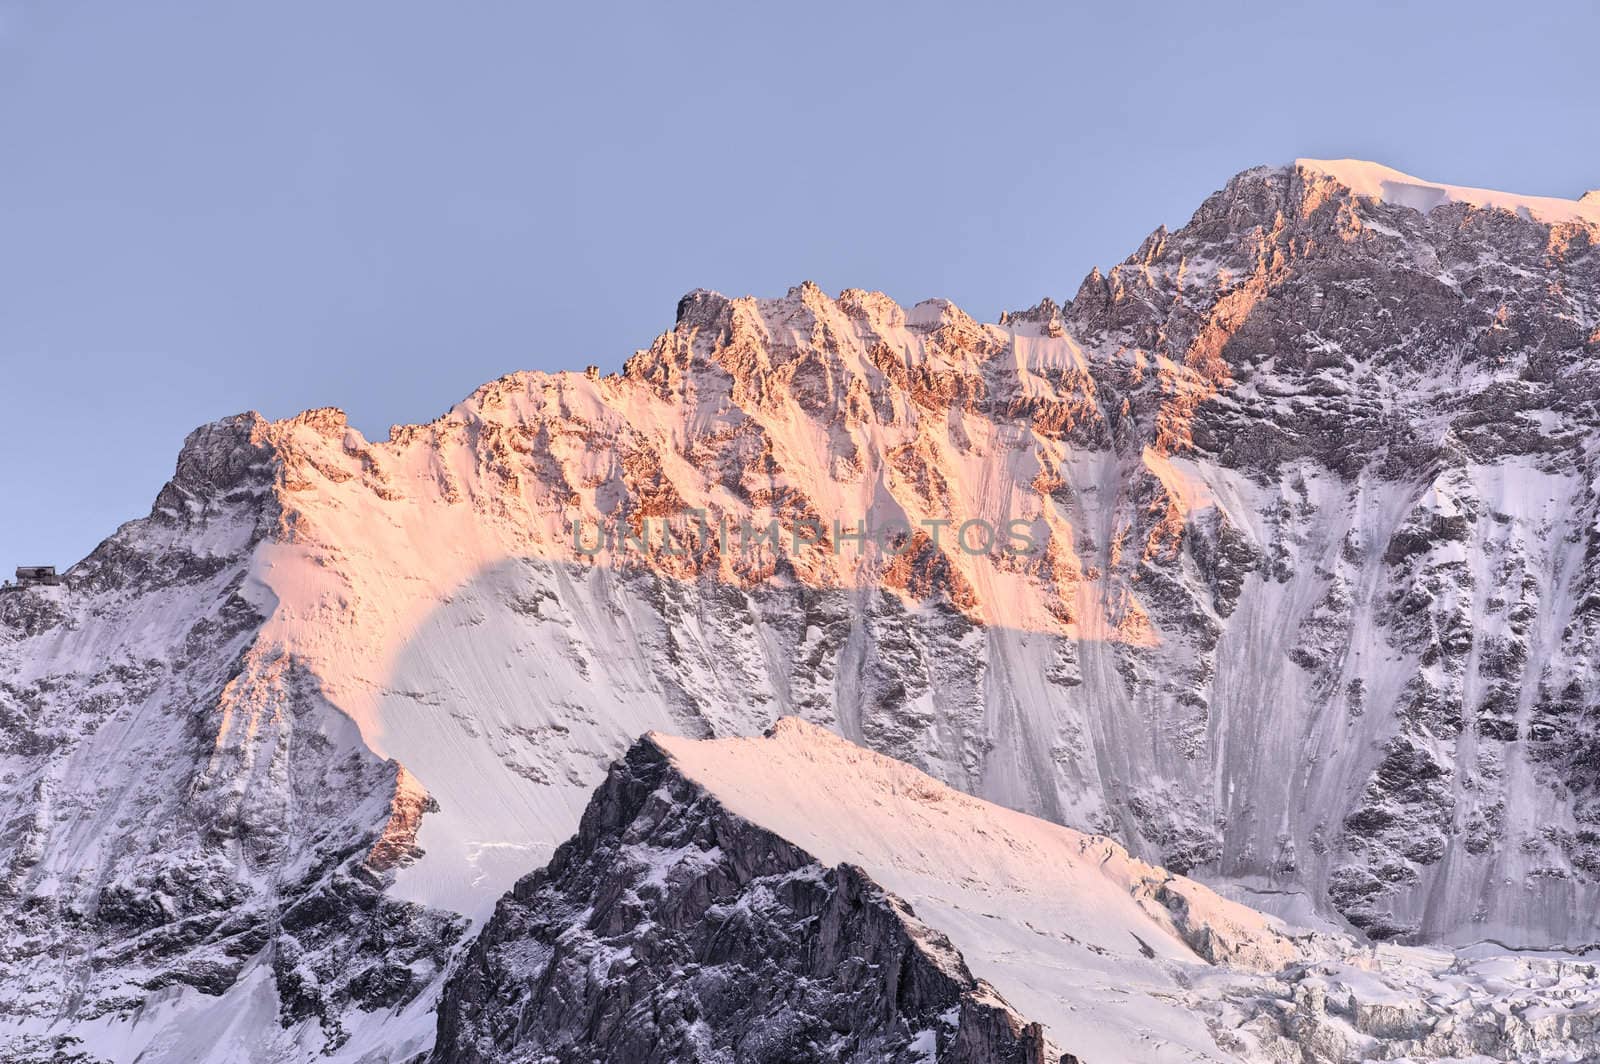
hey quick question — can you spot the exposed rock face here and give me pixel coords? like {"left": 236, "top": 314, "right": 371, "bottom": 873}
{"left": 1044, "top": 160, "right": 1600, "bottom": 940}
{"left": 433, "top": 736, "right": 1052, "bottom": 1064}
{"left": 3, "top": 158, "right": 1600, "bottom": 1059}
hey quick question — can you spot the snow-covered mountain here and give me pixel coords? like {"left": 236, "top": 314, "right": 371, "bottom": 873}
{"left": 434, "top": 719, "right": 1600, "bottom": 1063}
{"left": 3, "top": 158, "right": 1600, "bottom": 1060}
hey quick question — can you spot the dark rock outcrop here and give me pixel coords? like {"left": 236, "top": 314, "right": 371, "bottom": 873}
{"left": 433, "top": 737, "right": 1058, "bottom": 1064}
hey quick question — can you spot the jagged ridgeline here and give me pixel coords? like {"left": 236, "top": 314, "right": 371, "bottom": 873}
{"left": 3, "top": 159, "right": 1600, "bottom": 1062}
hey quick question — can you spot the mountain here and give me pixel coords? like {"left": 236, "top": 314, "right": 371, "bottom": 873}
{"left": 2, "top": 157, "right": 1599, "bottom": 1060}
{"left": 432, "top": 719, "right": 1600, "bottom": 1063}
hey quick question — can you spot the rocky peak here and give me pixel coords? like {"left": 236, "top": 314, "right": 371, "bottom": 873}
{"left": 674, "top": 286, "right": 731, "bottom": 328}
{"left": 432, "top": 733, "right": 1057, "bottom": 1064}
{"left": 997, "top": 296, "right": 1064, "bottom": 337}
{"left": 151, "top": 411, "right": 277, "bottom": 524}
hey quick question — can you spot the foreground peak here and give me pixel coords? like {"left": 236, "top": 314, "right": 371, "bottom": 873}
{"left": 1296, "top": 157, "right": 1600, "bottom": 226}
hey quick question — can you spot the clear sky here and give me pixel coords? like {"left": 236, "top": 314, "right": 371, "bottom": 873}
{"left": 2, "top": 0, "right": 1597, "bottom": 570}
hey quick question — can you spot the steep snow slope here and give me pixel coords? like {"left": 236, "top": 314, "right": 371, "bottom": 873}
{"left": 654, "top": 718, "right": 1297, "bottom": 1062}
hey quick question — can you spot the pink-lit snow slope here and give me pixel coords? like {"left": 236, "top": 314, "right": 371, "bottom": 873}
{"left": 1298, "top": 158, "right": 1600, "bottom": 226}
{"left": 652, "top": 718, "right": 1302, "bottom": 1063}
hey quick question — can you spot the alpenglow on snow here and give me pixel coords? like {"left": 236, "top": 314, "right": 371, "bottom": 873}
{"left": 3, "top": 159, "right": 1600, "bottom": 1063}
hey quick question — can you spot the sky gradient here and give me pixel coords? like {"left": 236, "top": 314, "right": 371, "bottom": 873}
{"left": 2, "top": 0, "right": 1598, "bottom": 569}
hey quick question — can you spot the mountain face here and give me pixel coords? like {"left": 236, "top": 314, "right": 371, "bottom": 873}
{"left": 0, "top": 420, "right": 467, "bottom": 1061}
{"left": 2, "top": 158, "right": 1600, "bottom": 1059}
{"left": 432, "top": 720, "right": 1600, "bottom": 1064}
{"left": 432, "top": 722, "right": 1063, "bottom": 1064}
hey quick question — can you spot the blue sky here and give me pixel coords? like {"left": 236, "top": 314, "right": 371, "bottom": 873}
{"left": 2, "top": 0, "right": 1598, "bottom": 569}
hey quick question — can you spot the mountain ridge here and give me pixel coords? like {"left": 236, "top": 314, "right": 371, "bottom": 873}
{"left": 5, "top": 156, "right": 1600, "bottom": 1060}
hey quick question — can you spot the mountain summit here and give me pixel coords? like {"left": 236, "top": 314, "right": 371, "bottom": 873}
{"left": 1297, "top": 157, "right": 1600, "bottom": 226}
